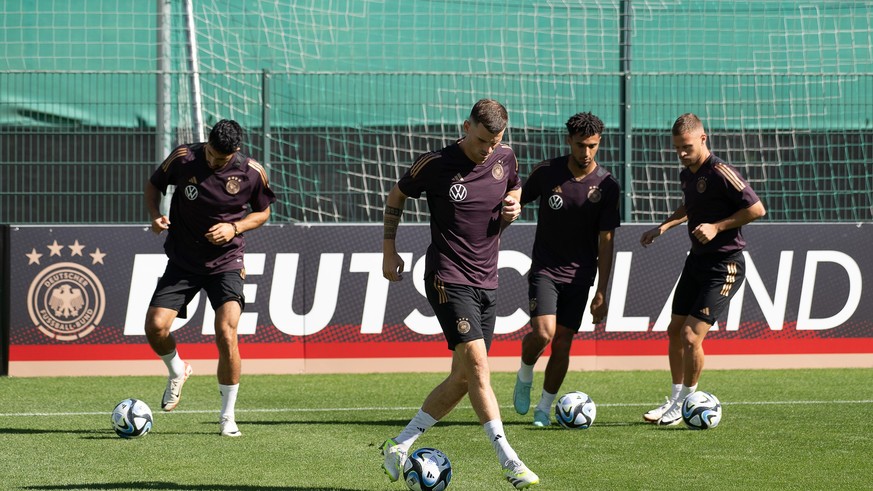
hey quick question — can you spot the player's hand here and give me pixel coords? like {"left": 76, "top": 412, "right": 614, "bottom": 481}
{"left": 639, "top": 227, "right": 661, "bottom": 247}
{"left": 501, "top": 195, "right": 521, "bottom": 222}
{"left": 590, "top": 291, "right": 608, "bottom": 324}
{"left": 205, "top": 222, "right": 235, "bottom": 245}
{"left": 383, "top": 252, "right": 405, "bottom": 281}
{"left": 150, "top": 215, "right": 170, "bottom": 235}
{"left": 692, "top": 223, "right": 717, "bottom": 244}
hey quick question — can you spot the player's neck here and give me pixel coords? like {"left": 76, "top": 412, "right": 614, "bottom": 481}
{"left": 686, "top": 151, "right": 710, "bottom": 173}
{"left": 568, "top": 156, "right": 597, "bottom": 179}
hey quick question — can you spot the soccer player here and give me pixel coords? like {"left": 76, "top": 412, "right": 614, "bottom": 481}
{"left": 639, "top": 113, "right": 765, "bottom": 425}
{"left": 143, "top": 119, "right": 275, "bottom": 437}
{"left": 512, "top": 112, "right": 620, "bottom": 427}
{"left": 380, "top": 99, "right": 540, "bottom": 489}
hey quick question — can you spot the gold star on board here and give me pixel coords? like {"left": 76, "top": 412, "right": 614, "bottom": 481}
{"left": 26, "top": 248, "right": 43, "bottom": 265}
{"left": 47, "top": 240, "right": 64, "bottom": 256}
{"left": 69, "top": 240, "right": 86, "bottom": 256}
{"left": 89, "top": 248, "right": 107, "bottom": 265}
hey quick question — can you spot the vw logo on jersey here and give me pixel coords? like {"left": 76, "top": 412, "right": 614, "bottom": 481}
{"left": 449, "top": 183, "right": 467, "bottom": 202}
{"left": 184, "top": 185, "right": 199, "bottom": 200}
{"left": 548, "top": 194, "right": 563, "bottom": 210}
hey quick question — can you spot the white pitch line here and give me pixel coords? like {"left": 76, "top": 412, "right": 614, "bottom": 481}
{"left": 0, "top": 400, "right": 870, "bottom": 418}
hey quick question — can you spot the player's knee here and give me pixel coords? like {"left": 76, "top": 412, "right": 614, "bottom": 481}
{"left": 551, "top": 336, "right": 573, "bottom": 356}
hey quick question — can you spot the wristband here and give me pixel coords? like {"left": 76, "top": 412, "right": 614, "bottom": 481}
{"left": 231, "top": 222, "right": 240, "bottom": 236}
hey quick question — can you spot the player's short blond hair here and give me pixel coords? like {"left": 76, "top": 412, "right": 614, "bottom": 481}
{"left": 671, "top": 113, "right": 704, "bottom": 136}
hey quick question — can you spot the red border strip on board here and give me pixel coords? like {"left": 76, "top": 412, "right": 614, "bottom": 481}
{"left": 10, "top": 338, "right": 873, "bottom": 361}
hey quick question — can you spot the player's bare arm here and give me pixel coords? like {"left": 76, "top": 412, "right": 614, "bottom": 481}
{"left": 499, "top": 188, "right": 522, "bottom": 232}
{"left": 590, "top": 229, "right": 615, "bottom": 324}
{"left": 205, "top": 207, "right": 271, "bottom": 245}
{"left": 640, "top": 204, "right": 688, "bottom": 247}
{"left": 692, "top": 200, "right": 766, "bottom": 244}
{"left": 144, "top": 181, "right": 170, "bottom": 235}
{"left": 382, "top": 185, "right": 408, "bottom": 281}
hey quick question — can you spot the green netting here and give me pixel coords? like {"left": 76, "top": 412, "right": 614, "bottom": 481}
{"left": 0, "top": 1, "right": 871, "bottom": 223}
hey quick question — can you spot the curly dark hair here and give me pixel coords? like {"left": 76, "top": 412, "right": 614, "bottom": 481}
{"left": 469, "top": 99, "right": 509, "bottom": 134}
{"left": 208, "top": 119, "right": 243, "bottom": 154}
{"left": 565, "top": 112, "right": 604, "bottom": 138}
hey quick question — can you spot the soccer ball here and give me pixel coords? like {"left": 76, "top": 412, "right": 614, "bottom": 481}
{"left": 402, "top": 447, "right": 452, "bottom": 491}
{"left": 554, "top": 391, "right": 596, "bottom": 429}
{"left": 681, "top": 391, "right": 722, "bottom": 430}
{"left": 111, "top": 398, "right": 153, "bottom": 438}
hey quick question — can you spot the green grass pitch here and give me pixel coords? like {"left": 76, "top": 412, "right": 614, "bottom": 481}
{"left": 1, "top": 368, "right": 871, "bottom": 490}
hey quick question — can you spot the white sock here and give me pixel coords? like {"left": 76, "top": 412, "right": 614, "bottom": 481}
{"left": 670, "top": 383, "right": 683, "bottom": 401}
{"left": 396, "top": 409, "right": 438, "bottom": 450}
{"left": 535, "top": 389, "right": 557, "bottom": 414}
{"left": 484, "top": 419, "right": 518, "bottom": 466}
{"left": 160, "top": 350, "right": 185, "bottom": 379}
{"left": 517, "top": 361, "right": 535, "bottom": 384}
{"left": 677, "top": 384, "right": 697, "bottom": 401}
{"left": 219, "top": 383, "right": 239, "bottom": 421}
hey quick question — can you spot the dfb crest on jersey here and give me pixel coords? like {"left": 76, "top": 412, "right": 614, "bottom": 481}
{"left": 696, "top": 177, "right": 707, "bottom": 193}
{"left": 225, "top": 176, "right": 241, "bottom": 195}
{"left": 491, "top": 162, "right": 504, "bottom": 180}
{"left": 587, "top": 187, "right": 602, "bottom": 203}
{"left": 449, "top": 183, "right": 467, "bottom": 202}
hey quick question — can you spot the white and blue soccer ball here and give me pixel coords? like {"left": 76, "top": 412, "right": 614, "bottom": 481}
{"left": 402, "top": 447, "right": 452, "bottom": 491}
{"left": 681, "top": 391, "right": 722, "bottom": 430}
{"left": 111, "top": 398, "right": 153, "bottom": 438}
{"left": 554, "top": 391, "right": 596, "bottom": 429}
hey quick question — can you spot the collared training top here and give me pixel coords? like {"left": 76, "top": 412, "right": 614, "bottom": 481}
{"left": 681, "top": 153, "right": 760, "bottom": 255}
{"left": 522, "top": 156, "right": 621, "bottom": 284}
{"left": 149, "top": 143, "right": 276, "bottom": 274}
{"left": 398, "top": 141, "right": 521, "bottom": 289}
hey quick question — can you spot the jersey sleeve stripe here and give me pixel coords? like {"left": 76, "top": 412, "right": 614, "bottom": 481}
{"left": 714, "top": 163, "right": 746, "bottom": 191}
{"left": 248, "top": 159, "right": 270, "bottom": 187}
{"left": 160, "top": 147, "right": 188, "bottom": 172}
{"left": 410, "top": 152, "right": 439, "bottom": 178}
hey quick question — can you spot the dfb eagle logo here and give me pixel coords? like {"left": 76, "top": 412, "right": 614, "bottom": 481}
{"left": 49, "top": 284, "right": 85, "bottom": 318}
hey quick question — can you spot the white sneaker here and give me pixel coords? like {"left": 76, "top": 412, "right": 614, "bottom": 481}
{"left": 380, "top": 438, "right": 406, "bottom": 482}
{"left": 219, "top": 416, "right": 241, "bottom": 437}
{"left": 656, "top": 399, "right": 683, "bottom": 426}
{"left": 643, "top": 396, "right": 674, "bottom": 423}
{"left": 161, "top": 362, "right": 192, "bottom": 412}
{"left": 503, "top": 459, "right": 540, "bottom": 489}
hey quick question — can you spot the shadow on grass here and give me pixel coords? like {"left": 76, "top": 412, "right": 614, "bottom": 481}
{"left": 0, "top": 428, "right": 202, "bottom": 438}
{"left": 224, "top": 419, "right": 485, "bottom": 428}
{"left": 228, "top": 419, "right": 560, "bottom": 428}
{"left": 518, "top": 420, "right": 663, "bottom": 431}
{"left": 23, "top": 483, "right": 358, "bottom": 491}
{"left": 231, "top": 419, "right": 651, "bottom": 429}
{"left": 0, "top": 427, "right": 104, "bottom": 435}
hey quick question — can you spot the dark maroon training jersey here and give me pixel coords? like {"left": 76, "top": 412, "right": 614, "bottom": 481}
{"left": 398, "top": 141, "right": 520, "bottom": 289}
{"left": 681, "top": 154, "right": 760, "bottom": 255}
{"left": 149, "top": 143, "right": 276, "bottom": 274}
{"left": 521, "top": 157, "right": 621, "bottom": 284}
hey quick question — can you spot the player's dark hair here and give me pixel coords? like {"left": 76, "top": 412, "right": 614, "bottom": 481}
{"left": 469, "top": 99, "right": 508, "bottom": 134}
{"left": 208, "top": 119, "right": 243, "bottom": 154}
{"left": 566, "top": 112, "right": 604, "bottom": 138}
{"left": 672, "top": 113, "right": 704, "bottom": 136}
